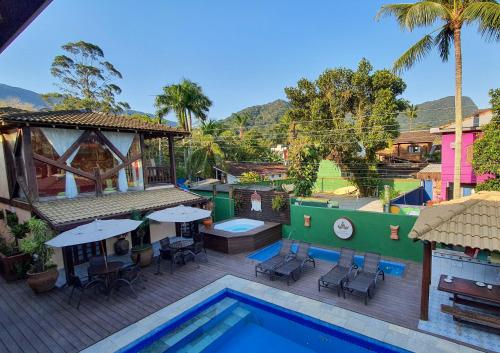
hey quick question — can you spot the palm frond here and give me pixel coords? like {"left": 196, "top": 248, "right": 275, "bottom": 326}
{"left": 376, "top": 4, "right": 413, "bottom": 27}
{"left": 463, "top": 1, "right": 500, "bottom": 41}
{"left": 377, "top": 2, "right": 448, "bottom": 30}
{"left": 393, "top": 34, "right": 435, "bottom": 73}
{"left": 434, "top": 24, "right": 454, "bottom": 61}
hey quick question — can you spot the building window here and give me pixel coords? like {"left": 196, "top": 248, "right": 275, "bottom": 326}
{"left": 408, "top": 145, "right": 421, "bottom": 154}
{"left": 466, "top": 145, "right": 474, "bottom": 164}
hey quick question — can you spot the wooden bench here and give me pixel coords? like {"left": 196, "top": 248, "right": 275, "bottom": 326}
{"left": 441, "top": 304, "right": 500, "bottom": 330}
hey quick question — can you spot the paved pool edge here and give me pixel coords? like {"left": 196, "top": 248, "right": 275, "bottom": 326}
{"left": 81, "top": 275, "right": 481, "bottom": 353}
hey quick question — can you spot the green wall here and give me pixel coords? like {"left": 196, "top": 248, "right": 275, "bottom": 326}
{"left": 191, "top": 190, "right": 234, "bottom": 222}
{"left": 283, "top": 204, "right": 422, "bottom": 262}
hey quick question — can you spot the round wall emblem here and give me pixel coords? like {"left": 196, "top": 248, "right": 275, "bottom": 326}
{"left": 333, "top": 217, "right": 354, "bottom": 240}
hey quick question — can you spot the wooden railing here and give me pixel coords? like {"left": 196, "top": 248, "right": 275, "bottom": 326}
{"left": 146, "top": 166, "right": 171, "bottom": 185}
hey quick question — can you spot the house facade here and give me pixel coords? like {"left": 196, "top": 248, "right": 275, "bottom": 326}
{"left": 431, "top": 109, "right": 493, "bottom": 200}
{"left": 377, "top": 131, "right": 440, "bottom": 163}
{"left": 0, "top": 109, "right": 206, "bottom": 273}
{"left": 214, "top": 162, "right": 288, "bottom": 184}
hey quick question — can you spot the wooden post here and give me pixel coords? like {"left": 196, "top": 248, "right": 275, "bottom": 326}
{"left": 420, "top": 241, "right": 432, "bottom": 321}
{"left": 20, "top": 126, "right": 39, "bottom": 202}
{"left": 139, "top": 134, "right": 148, "bottom": 189}
{"left": 168, "top": 135, "right": 176, "bottom": 185}
{"left": 94, "top": 168, "right": 102, "bottom": 197}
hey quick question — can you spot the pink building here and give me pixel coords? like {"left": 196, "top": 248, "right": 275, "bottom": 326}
{"left": 431, "top": 109, "right": 493, "bottom": 200}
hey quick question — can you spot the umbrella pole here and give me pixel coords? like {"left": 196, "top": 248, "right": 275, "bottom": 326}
{"left": 100, "top": 241, "right": 108, "bottom": 269}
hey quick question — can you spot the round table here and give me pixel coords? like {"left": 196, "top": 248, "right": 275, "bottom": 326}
{"left": 169, "top": 239, "right": 194, "bottom": 250}
{"left": 88, "top": 261, "right": 124, "bottom": 296}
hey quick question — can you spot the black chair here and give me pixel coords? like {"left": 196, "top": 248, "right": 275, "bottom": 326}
{"left": 88, "top": 256, "right": 106, "bottom": 281}
{"left": 344, "top": 252, "right": 385, "bottom": 305}
{"left": 318, "top": 248, "right": 356, "bottom": 297}
{"left": 115, "top": 256, "right": 143, "bottom": 298}
{"left": 156, "top": 237, "right": 176, "bottom": 274}
{"left": 67, "top": 273, "right": 103, "bottom": 310}
{"left": 189, "top": 233, "right": 208, "bottom": 262}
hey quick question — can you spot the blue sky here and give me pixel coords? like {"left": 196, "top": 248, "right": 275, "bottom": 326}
{"left": 0, "top": 0, "right": 498, "bottom": 119}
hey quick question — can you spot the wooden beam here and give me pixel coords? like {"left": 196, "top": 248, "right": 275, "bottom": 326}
{"left": 94, "top": 168, "right": 102, "bottom": 197}
{"left": 33, "top": 153, "right": 96, "bottom": 181}
{"left": 94, "top": 130, "right": 127, "bottom": 162}
{"left": 21, "top": 126, "right": 39, "bottom": 201}
{"left": 420, "top": 240, "right": 432, "bottom": 321}
{"left": 57, "top": 130, "right": 91, "bottom": 163}
{"left": 100, "top": 154, "right": 142, "bottom": 180}
{"left": 168, "top": 135, "right": 176, "bottom": 185}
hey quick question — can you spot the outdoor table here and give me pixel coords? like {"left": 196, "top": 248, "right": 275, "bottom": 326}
{"left": 169, "top": 239, "right": 196, "bottom": 264}
{"left": 437, "top": 274, "right": 500, "bottom": 311}
{"left": 88, "top": 261, "right": 124, "bottom": 296}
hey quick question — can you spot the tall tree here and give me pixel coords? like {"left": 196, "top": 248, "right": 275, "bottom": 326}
{"left": 155, "top": 79, "right": 212, "bottom": 132}
{"left": 473, "top": 88, "right": 500, "bottom": 190}
{"left": 284, "top": 59, "right": 406, "bottom": 196}
{"left": 378, "top": 0, "right": 500, "bottom": 199}
{"left": 42, "top": 41, "right": 129, "bottom": 113}
{"left": 405, "top": 104, "right": 418, "bottom": 131}
{"left": 233, "top": 113, "right": 250, "bottom": 138}
{"left": 186, "top": 120, "right": 224, "bottom": 178}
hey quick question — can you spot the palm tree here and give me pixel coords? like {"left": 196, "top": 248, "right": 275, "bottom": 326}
{"left": 233, "top": 113, "right": 250, "bottom": 138}
{"left": 405, "top": 104, "right": 418, "bottom": 131}
{"left": 187, "top": 120, "right": 224, "bottom": 178}
{"left": 378, "top": 0, "right": 500, "bottom": 199}
{"left": 155, "top": 79, "right": 212, "bottom": 132}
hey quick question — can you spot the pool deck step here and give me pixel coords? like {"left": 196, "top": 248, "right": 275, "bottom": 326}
{"left": 176, "top": 307, "right": 251, "bottom": 353}
{"left": 143, "top": 297, "right": 239, "bottom": 352}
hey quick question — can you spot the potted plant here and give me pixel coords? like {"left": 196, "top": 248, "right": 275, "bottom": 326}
{"left": 202, "top": 217, "right": 213, "bottom": 229}
{"left": 130, "top": 210, "right": 153, "bottom": 267}
{"left": 19, "top": 218, "right": 58, "bottom": 293}
{"left": 271, "top": 193, "right": 287, "bottom": 214}
{"left": 0, "top": 213, "right": 31, "bottom": 281}
{"left": 114, "top": 234, "right": 130, "bottom": 256}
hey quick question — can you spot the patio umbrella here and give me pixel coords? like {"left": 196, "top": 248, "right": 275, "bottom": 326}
{"left": 146, "top": 205, "right": 211, "bottom": 223}
{"left": 46, "top": 219, "right": 143, "bottom": 248}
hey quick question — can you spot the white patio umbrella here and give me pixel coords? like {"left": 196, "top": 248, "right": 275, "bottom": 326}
{"left": 46, "top": 219, "right": 143, "bottom": 248}
{"left": 146, "top": 205, "right": 211, "bottom": 223}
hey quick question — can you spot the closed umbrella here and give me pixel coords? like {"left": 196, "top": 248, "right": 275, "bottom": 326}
{"left": 146, "top": 205, "right": 211, "bottom": 223}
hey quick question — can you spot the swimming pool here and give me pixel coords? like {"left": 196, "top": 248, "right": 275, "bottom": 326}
{"left": 119, "top": 289, "right": 409, "bottom": 353}
{"left": 248, "top": 241, "right": 406, "bottom": 277}
{"left": 214, "top": 218, "right": 265, "bottom": 233}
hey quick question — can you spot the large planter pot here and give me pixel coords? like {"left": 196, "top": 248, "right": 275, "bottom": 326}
{"left": 0, "top": 252, "right": 31, "bottom": 282}
{"left": 114, "top": 238, "right": 130, "bottom": 256}
{"left": 26, "top": 267, "right": 59, "bottom": 293}
{"left": 131, "top": 245, "right": 153, "bottom": 267}
{"left": 202, "top": 218, "right": 213, "bottom": 229}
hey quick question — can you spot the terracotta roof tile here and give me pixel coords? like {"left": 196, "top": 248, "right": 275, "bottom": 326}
{"left": 32, "top": 187, "right": 205, "bottom": 229}
{"left": 409, "top": 192, "right": 500, "bottom": 251}
{"left": 0, "top": 109, "right": 188, "bottom": 136}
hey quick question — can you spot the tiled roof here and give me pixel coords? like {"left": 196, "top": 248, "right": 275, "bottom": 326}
{"left": 409, "top": 192, "right": 500, "bottom": 251}
{"left": 418, "top": 164, "right": 441, "bottom": 174}
{"left": 0, "top": 109, "right": 188, "bottom": 136}
{"left": 221, "top": 162, "right": 287, "bottom": 176}
{"left": 394, "top": 131, "right": 436, "bottom": 144}
{"left": 32, "top": 187, "right": 205, "bottom": 229}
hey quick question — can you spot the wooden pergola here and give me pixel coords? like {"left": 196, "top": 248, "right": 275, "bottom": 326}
{"left": 409, "top": 191, "right": 500, "bottom": 320}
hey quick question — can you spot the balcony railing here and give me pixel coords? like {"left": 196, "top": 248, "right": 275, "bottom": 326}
{"left": 146, "top": 166, "right": 171, "bottom": 185}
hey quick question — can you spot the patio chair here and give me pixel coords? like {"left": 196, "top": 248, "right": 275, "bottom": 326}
{"left": 272, "top": 242, "right": 315, "bottom": 285}
{"left": 88, "top": 255, "right": 106, "bottom": 281}
{"left": 318, "top": 248, "right": 356, "bottom": 297}
{"left": 188, "top": 233, "right": 208, "bottom": 262}
{"left": 67, "top": 273, "right": 104, "bottom": 310}
{"left": 344, "top": 252, "right": 385, "bottom": 305}
{"left": 255, "top": 239, "right": 295, "bottom": 279}
{"left": 115, "top": 257, "right": 143, "bottom": 298}
{"left": 156, "top": 237, "right": 177, "bottom": 274}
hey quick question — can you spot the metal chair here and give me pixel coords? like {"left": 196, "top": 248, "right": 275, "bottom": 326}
{"left": 67, "top": 273, "right": 104, "bottom": 310}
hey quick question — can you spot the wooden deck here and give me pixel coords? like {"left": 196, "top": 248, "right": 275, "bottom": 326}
{"left": 0, "top": 250, "right": 422, "bottom": 353}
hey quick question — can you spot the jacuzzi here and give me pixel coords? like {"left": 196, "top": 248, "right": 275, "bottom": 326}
{"left": 201, "top": 217, "right": 282, "bottom": 254}
{"left": 214, "top": 218, "right": 264, "bottom": 233}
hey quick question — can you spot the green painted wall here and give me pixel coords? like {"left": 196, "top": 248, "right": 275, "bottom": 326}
{"left": 283, "top": 204, "right": 422, "bottom": 262}
{"left": 191, "top": 190, "right": 234, "bottom": 222}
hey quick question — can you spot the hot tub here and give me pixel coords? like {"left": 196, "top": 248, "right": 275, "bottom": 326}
{"left": 214, "top": 218, "right": 265, "bottom": 233}
{"left": 201, "top": 218, "right": 282, "bottom": 254}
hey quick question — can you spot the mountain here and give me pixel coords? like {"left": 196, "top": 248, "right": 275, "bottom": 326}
{"left": 0, "top": 82, "right": 177, "bottom": 126}
{"left": 222, "top": 99, "right": 291, "bottom": 127}
{"left": 397, "top": 96, "right": 478, "bottom": 130}
{"left": 223, "top": 96, "right": 478, "bottom": 132}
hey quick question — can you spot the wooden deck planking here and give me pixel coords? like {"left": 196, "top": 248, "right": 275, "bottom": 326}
{"left": 0, "top": 250, "right": 421, "bottom": 353}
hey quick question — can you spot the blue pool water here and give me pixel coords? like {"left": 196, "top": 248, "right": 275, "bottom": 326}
{"left": 121, "top": 289, "right": 409, "bottom": 353}
{"left": 248, "top": 241, "right": 406, "bottom": 277}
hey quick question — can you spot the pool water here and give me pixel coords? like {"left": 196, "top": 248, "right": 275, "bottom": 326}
{"left": 248, "top": 241, "right": 406, "bottom": 277}
{"left": 214, "top": 218, "right": 264, "bottom": 233}
{"left": 121, "top": 289, "right": 409, "bottom": 353}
